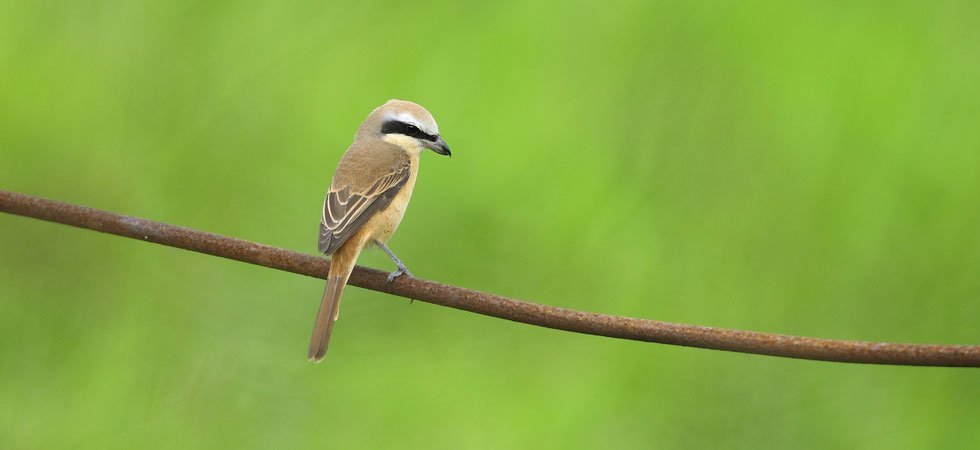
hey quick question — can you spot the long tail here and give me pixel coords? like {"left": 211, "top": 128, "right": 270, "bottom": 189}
{"left": 307, "top": 239, "right": 361, "bottom": 362}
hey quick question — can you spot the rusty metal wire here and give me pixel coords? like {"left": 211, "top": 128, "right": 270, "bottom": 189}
{"left": 1, "top": 188, "right": 978, "bottom": 367}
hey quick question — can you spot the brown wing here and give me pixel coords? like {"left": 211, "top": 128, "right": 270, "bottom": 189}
{"left": 318, "top": 161, "right": 410, "bottom": 255}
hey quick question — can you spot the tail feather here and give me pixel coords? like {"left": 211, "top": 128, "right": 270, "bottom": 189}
{"left": 307, "top": 241, "right": 359, "bottom": 362}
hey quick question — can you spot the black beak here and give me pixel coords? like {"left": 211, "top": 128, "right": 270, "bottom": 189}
{"left": 424, "top": 135, "right": 452, "bottom": 157}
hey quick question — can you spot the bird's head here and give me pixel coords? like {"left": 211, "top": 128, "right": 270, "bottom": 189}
{"left": 358, "top": 99, "right": 451, "bottom": 157}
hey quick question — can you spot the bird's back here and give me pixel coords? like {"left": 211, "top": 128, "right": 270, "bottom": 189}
{"left": 330, "top": 138, "right": 410, "bottom": 193}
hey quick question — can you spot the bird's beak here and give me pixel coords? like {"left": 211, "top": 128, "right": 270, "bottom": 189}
{"left": 424, "top": 135, "right": 452, "bottom": 157}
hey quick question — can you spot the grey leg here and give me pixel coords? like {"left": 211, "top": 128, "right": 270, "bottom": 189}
{"left": 376, "top": 240, "right": 413, "bottom": 283}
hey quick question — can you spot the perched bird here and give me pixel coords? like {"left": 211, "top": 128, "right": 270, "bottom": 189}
{"left": 308, "top": 100, "right": 451, "bottom": 362}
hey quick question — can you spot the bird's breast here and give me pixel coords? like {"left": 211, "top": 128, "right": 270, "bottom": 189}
{"left": 368, "top": 155, "right": 419, "bottom": 243}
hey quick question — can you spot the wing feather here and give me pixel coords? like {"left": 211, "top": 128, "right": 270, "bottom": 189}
{"left": 318, "top": 161, "right": 411, "bottom": 255}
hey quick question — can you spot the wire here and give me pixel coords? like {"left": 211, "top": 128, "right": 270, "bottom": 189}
{"left": 1, "top": 189, "right": 977, "bottom": 367}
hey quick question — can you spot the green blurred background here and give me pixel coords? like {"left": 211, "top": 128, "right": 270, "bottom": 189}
{"left": 2, "top": 0, "right": 979, "bottom": 448}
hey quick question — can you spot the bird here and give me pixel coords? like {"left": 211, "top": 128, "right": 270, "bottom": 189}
{"left": 308, "top": 99, "right": 451, "bottom": 362}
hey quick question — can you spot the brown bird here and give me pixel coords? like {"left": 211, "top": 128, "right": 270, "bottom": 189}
{"left": 308, "top": 100, "right": 451, "bottom": 362}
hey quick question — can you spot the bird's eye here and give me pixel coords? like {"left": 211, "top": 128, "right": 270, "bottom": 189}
{"left": 381, "top": 120, "right": 431, "bottom": 140}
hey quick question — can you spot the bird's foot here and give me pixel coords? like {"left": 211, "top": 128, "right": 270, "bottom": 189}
{"left": 386, "top": 267, "right": 413, "bottom": 283}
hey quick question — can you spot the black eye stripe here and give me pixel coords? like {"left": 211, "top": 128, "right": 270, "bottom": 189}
{"left": 381, "top": 120, "right": 438, "bottom": 141}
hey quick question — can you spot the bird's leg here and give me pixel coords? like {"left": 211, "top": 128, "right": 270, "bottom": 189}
{"left": 376, "top": 240, "right": 413, "bottom": 283}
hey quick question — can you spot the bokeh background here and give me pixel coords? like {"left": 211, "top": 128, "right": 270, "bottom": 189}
{"left": 2, "top": 1, "right": 979, "bottom": 448}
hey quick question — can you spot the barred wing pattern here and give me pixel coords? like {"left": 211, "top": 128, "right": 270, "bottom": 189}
{"left": 318, "top": 162, "right": 411, "bottom": 255}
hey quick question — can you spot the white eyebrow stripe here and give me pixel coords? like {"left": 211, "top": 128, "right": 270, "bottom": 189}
{"left": 385, "top": 111, "right": 439, "bottom": 135}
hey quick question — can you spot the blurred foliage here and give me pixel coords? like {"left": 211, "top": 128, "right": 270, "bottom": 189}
{"left": 2, "top": 0, "right": 979, "bottom": 448}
